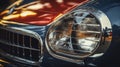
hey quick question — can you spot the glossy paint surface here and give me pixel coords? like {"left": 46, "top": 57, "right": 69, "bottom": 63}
{"left": 1, "top": 0, "right": 89, "bottom": 25}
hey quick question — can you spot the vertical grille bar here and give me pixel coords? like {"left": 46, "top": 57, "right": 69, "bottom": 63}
{"left": 30, "top": 37, "right": 32, "bottom": 60}
{"left": 17, "top": 34, "right": 19, "bottom": 56}
{"left": 12, "top": 32, "right": 15, "bottom": 55}
{"left": 23, "top": 35, "right": 25, "bottom": 57}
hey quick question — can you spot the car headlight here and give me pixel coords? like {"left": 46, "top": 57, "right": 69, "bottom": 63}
{"left": 45, "top": 7, "right": 112, "bottom": 64}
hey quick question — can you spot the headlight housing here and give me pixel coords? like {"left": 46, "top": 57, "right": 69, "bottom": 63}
{"left": 45, "top": 7, "right": 112, "bottom": 64}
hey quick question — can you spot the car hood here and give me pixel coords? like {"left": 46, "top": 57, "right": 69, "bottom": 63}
{"left": 0, "top": 0, "right": 89, "bottom": 26}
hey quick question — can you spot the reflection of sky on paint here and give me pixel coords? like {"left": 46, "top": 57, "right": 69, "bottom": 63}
{"left": 106, "top": 6, "right": 120, "bottom": 26}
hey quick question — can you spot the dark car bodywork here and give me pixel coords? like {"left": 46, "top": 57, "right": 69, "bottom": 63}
{"left": 0, "top": 0, "right": 120, "bottom": 67}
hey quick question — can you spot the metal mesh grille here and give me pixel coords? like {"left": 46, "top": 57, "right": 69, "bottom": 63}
{"left": 0, "top": 28, "right": 41, "bottom": 62}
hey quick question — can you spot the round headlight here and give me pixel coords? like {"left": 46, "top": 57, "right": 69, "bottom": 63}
{"left": 45, "top": 7, "right": 112, "bottom": 64}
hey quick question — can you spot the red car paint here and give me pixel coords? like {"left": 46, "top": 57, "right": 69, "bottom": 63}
{"left": 1, "top": 0, "right": 89, "bottom": 26}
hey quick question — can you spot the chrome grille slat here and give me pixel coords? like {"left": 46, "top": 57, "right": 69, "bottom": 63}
{"left": 74, "top": 23, "right": 100, "bottom": 26}
{"left": 53, "top": 30, "right": 101, "bottom": 34}
{"left": 29, "top": 37, "right": 32, "bottom": 60}
{"left": 23, "top": 35, "right": 25, "bottom": 57}
{"left": 0, "top": 40, "right": 40, "bottom": 51}
{"left": 16, "top": 34, "right": 19, "bottom": 56}
{"left": 72, "top": 30, "right": 101, "bottom": 34}
{"left": 0, "top": 28, "right": 41, "bottom": 62}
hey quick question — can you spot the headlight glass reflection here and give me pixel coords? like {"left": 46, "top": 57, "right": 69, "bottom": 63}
{"left": 46, "top": 10, "right": 102, "bottom": 58}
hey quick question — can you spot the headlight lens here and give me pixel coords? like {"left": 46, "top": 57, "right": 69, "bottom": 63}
{"left": 46, "top": 7, "right": 112, "bottom": 63}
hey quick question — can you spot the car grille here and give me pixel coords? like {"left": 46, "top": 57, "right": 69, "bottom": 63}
{"left": 0, "top": 27, "right": 42, "bottom": 62}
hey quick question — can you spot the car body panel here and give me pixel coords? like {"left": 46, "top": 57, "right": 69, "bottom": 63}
{"left": 69, "top": 0, "right": 120, "bottom": 67}
{"left": 0, "top": 0, "right": 89, "bottom": 26}
{"left": 0, "top": 0, "right": 120, "bottom": 67}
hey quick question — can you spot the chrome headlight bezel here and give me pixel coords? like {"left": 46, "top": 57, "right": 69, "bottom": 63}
{"left": 45, "top": 7, "right": 112, "bottom": 64}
